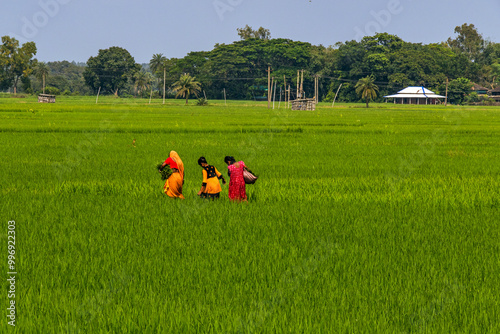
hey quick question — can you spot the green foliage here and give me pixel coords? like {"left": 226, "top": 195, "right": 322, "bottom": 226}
{"left": 0, "top": 36, "right": 37, "bottom": 93}
{"left": 355, "top": 75, "right": 379, "bottom": 107}
{"left": 133, "top": 70, "right": 150, "bottom": 96}
{"left": 149, "top": 53, "right": 167, "bottom": 97}
{"left": 2, "top": 98, "right": 500, "bottom": 332}
{"left": 447, "top": 23, "right": 485, "bottom": 62}
{"left": 35, "top": 61, "right": 92, "bottom": 95}
{"left": 3, "top": 25, "right": 499, "bottom": 101}
{"left": 43, "top": 85, "right": 61, "bottom": 95}
{"left": 446, "top": 77, "right": 473, "bottom": 105}
{"left": 464, "top": 91, "right": 480, "bottom": 104}
{"left": 195, "top": 97, "right": 209, "bottom": 106}
{"left": 171, "top": 73, "right": 201, "bottom": 105}
{"left": 33, "top": 61, "right": 49, "bottom": 93}
{"left": 237, "top": 25, "right": 271, "bottom": 40}
{"left": 156, "top": 163, "right": 172, "bottom": 180}
{"left": 83, "top": 46, "right": 140, "bottom": 96}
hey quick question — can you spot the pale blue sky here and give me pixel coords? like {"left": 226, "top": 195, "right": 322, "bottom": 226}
{"left": 2, "top": 0, "right": 499, "bottom": 63}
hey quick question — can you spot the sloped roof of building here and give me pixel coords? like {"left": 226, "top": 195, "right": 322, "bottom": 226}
{"left": 472, "top": 83, "right": 489, "bottom": 91}
{"left": 489, "top": 86, "right": 500, "bottom": 93}
{"left": 384, "top": 86, "right": 445, "bottom": 99}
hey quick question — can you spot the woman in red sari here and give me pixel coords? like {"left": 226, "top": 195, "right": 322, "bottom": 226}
{"left": 224, "top": 156, "right": 247, "bottom": 202}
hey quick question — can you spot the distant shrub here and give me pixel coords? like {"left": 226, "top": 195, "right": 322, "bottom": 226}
{"left": 196, "top": 97, "right": 209, "bottom": 106}
{"left": 484, "top": 98, "right": 496, "bottom": 106}
{"left": 44, "top": 86, "right": 61, "bottom": 95}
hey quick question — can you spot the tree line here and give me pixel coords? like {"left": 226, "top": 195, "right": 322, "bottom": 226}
{"left": 1, "top": 24, "right": 499, "bottom": 104}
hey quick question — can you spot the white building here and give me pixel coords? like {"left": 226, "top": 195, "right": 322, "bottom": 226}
{"left": 384, "top": 86, "right": 445, "bottom": 105}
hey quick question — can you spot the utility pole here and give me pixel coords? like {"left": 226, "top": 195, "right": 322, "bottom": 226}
{"left": 296, "top": 70, "right": 300, "bottom": 99}
{"left": 283, "top": 75, "right": 287, "bottom": 105}
{"left": 267, "top": 66, "right": 271, "bottom": 109}
{"left": 288, "top": 85, "right": 290, "bottom": 108}
{"left": 163, "top": 67, "right": 166, "bottom": 105}
{"left": 300, "top": 70, "right": 304, "bottom": 98}
{"left": 271, "top": 77, "right": 274, "bottom": 109}
{"left": 314, "top": 75, "right": 318, "bottom": 104}
{"left": 273, "top": 79, "right": 277, "bottom": 109}
{"left": 317, "top": 76, "right": 320, "bottom": 103}
{"left": 149, "top": 78, "right": 153, "bottom": 105}
{"left": 445, "top": 77, "right": 449, "bottom": 106}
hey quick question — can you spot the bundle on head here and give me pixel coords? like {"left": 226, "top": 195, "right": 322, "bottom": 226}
{"left": 156, "top": 163, "right": 173, "bottom": 180}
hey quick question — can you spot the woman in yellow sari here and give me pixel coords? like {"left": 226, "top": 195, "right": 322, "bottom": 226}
{"left": 160, "top": 151, "right": 185, "bottom": 199}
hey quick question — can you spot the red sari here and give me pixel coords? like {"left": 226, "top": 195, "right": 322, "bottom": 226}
{"left": 227, "top": 161, "right": 247, "bottom": 201}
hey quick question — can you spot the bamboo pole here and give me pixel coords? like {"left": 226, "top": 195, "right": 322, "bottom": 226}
{"left": 445, "top": 77, "right": 448, "bottom": 106}
{"left": 332, "top": 83, "right": 342, "bottom": 107}
{"left": 273, "top": 79, "right": 277, "bottom": 109}
{"left": 296, "top": 70, "right": 299, "bottom": 99}
{"left": 267, "top": 66, "right": 271, "bottom": 109}
{"left": 288, "top": 85, "right": 290, "bottom": 109}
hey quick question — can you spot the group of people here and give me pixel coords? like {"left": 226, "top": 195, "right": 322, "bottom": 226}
{"left": 159, "top": 151, "right": 249, "bottom": 202}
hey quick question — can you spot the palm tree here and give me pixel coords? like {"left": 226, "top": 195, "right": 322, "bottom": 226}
{"left": 34, "top": 62, "right": 49, "bottom": 94}
{"left": 149, "top": 53, "right": 167, "bottom": 104}
{"left": 171, "top": 74, "right": 201, "bottom": 105}
{"left": 133, "top": 70, "right": 149, "bottom": 96}
{"left": 355, "top": 75, "right": 379, "bottom": 108}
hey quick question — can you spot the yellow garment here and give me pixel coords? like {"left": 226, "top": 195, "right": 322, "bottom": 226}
{"left": 164, "top": 151, "right": 185, "bottom": 199}
{"left": 202, "top": 167, "right": 222, "bottom": 194}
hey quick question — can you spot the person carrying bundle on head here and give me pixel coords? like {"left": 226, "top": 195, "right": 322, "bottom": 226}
{"left": 197, "top": 156, "right": 226, "bottom": 199}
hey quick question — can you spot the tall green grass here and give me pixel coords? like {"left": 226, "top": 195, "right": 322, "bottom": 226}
{"left": 1, "top": 97, "right": 500, "bottom": 333}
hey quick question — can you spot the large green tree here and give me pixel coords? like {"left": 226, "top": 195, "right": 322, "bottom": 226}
{"left": 83, "top": 47, "right": 140, "bottom": 96}
{"left": 171, "top": 74, "right": 201, "bottom": 105}
{"left": 205, "top": 38, "right": 313, "bottom": 99}
{"left": 445, "top": 77, "right": 473, "bottom": 105}
{"left": 447, "top": 23, "right": 485, "bottom": 62}
{"left": 0, "top": 36, "right": 37, "bottom": 93}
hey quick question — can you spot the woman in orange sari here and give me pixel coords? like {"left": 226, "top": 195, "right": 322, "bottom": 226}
{"left": 160, "top": 151, "right": 185, "bottom": 199}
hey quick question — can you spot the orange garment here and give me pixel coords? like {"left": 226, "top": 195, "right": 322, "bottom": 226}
{"left": 202, "top": 166, "right": 223, "bottom": 195}
{"left": 164, "top": 151, "right": 185, "bottom": 199}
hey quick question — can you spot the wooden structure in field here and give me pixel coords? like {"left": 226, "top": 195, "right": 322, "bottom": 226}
{"left": 291, "top": 98, "right": 316, "bottom": 110}
{"left": 38, "top": 94, "right": 56, "bottom": 103}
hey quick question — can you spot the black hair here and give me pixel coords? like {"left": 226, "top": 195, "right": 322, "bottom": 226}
{"left": 198, "top": 156, "right": 208, "bottom": 166}
{"left": 224, "top": 156, "right": 236, "bottom": 164}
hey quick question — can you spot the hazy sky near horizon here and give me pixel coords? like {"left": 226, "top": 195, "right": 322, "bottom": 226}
{"left": 2, "top": 0, "right": 499, "bottom": 63}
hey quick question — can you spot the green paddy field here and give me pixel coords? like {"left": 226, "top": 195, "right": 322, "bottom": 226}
{"left": 1, "top": 96, "right": 499, "bottom": 333}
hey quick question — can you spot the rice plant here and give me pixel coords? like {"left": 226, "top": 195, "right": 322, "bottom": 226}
{"left": 1, "top": 96, "right": 499, "bottom": 333}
